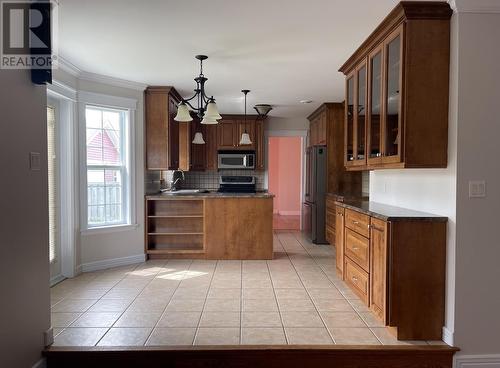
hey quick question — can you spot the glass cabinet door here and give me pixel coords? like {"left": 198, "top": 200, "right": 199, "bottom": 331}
{"left": 355, "top": 63, "right": 367, "bottom": 164}
{"left": 368, "top": 47, "right": 383, "bottom": 164}
{"left": 345, "top": 75, "right": 354, "bottom": 164}
{"left": 383, "top": 27, "right": 403, "bottom": 162}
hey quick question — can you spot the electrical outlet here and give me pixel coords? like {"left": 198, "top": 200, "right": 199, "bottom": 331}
{"left": 469, "top": 180, "right": 486, "bottom": 198}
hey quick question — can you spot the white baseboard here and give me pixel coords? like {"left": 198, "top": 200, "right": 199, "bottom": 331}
{"left": 32, "top": 357, "right": 46, "bottom": 368}
{"left": 49, "top": 274, "right": 66, "bottom": 287}
{"left": 81, "top": 254, "right": 146, "bottom": 272}
{"left": 455, "top": 354, "right": 500, "bottom": 368}
{"left": 278, "top": 211, "right": 301, "bottom": 216}
{"left": 76, "top": 264, "right": 83, "bottom": 275}
{"left": 442, "top": 326, "right": 454, "bottom": 346}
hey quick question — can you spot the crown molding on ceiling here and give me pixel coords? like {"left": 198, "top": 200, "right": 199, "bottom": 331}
{"left": 57, "top": 55, "right": 147, "bottom": 92}
{"left": 449, "top": 0, "right": 500, "bottom": 13}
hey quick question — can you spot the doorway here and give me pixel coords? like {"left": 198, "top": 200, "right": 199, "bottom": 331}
{"left": 268, "top": 136, "right": 303, "bottom": 230}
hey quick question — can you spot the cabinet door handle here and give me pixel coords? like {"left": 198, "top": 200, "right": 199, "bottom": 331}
{"left": 352, "top": 276, "right": 358, "bottom": 282}
{"left": 353, "top": 246, "right": 359, "bottom": 251}
{"left": 353, "top": 221, "right": 359, "bottom": 225}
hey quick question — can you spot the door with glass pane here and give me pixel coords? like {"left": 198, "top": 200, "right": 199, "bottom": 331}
{"left": 345, "top": 73, "right": 355, "bottom": 166}
{"left": 367, "top": 45, "right": 384, "bottom": 166}
{"left": 353, "top": 61, "right": 367, "bottom": 166}
{"left": 382, "top": 25, "right": 404, "bottom": 164}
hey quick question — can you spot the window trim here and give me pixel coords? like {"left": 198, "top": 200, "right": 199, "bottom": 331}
{"left": 78, "top": 91, "right": 137, "bottom": 232}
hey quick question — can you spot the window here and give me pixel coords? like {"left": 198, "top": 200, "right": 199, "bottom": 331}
{"left": 47, "top": 106, "right": 57, "bottom": 262}
{"left": 84, "top": 105, "right": 130, "bottom": 228}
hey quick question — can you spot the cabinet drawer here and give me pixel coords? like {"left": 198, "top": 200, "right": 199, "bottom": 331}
{"left": 345, "top": 258, "right": 369, "bottom": 305}
{"left": 345, "top": 209, "right": 370, "bottom": 237}
{"left": 345, "top": 228, "right": 369, "bottom": 271}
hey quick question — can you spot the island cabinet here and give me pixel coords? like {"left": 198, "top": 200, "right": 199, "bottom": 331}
{"left": 339, "top": 2, "right": 452, "bottom": 170}
{"left": 336, "top": 201, "right": 447, "bottom": 340}
{"left": 145, "top": 195, "right": 274, "bottom": 260}
{"left": 145, "top": 86, "right": 182, "bottom": 170}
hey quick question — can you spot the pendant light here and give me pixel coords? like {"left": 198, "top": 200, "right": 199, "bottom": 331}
{"left": 239, "top": 89, "right": 252, "bottom": 145}
{"left": 254, "top": 104, "right": 273, "bottom": 118}
{"left": 192, "top": 131, "right": 205, "bottom": 144}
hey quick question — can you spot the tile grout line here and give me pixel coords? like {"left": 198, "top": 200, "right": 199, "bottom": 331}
{"left": 291, "top": 231, "right": 385, "bottom": 345}
{"left": 55, "top": 262, "right": 147, "bottom": 344}
{"left": 266, "top": 259, "right": 288, "bottom": 344}
{"left": 192, "top": 259, "right": 217, "bottom": 346}
{"left": 93, "top": 260, "right": 164, "bottom": 346}
{"left": 276, "top": 231, "right": 336, "bottom": 344}
{"left": 143, "top": 259, "right": 193, "bottom": 346}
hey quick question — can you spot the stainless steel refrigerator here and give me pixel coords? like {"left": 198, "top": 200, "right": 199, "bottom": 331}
{"left": 303, "top": 145, "right": 327, "bottom": 244}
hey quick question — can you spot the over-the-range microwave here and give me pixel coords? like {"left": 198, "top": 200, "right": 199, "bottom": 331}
{"left": 217, "top": 151, "right": 255, "bottom": 170}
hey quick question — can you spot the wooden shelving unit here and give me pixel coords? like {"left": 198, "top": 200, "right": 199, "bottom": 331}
{"left": 145, "top": 199, "right": 204, "bottom": 256}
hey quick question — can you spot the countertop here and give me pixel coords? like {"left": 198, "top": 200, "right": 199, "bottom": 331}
{"left": 335, "top": 200, "right": 448, "bottom": 222}
{"left": 327, "top": 192, "right": 369, "bottom": 202}
{"left": 146, "top": 191, "right": 274, "bottom": 200}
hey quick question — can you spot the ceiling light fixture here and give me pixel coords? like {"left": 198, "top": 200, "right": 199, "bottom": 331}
{"left": 239, "top": 90, "right": 252, "bottom": 146}
{"left": 174, "top": 55, "right": 221, "bottom": 124}
{"left": 254, "top": 104, "right": 273, "bottom": 118}
{"left": 300, "top": 99, "right": 313, "bottom": 104}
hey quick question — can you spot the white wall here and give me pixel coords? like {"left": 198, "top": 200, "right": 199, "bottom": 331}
{"left": 0, "top": 70, "right": 50, "bottom": 366}
{"left": 452, "top": 9, "right": 500, "bottom": 357}
{"left": 265, "top": 116, "right": 309, "bottom": 132}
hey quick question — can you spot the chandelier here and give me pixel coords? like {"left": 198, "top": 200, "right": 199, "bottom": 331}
{"left": 174, "top": 55, "right": 221, "bottom": 124}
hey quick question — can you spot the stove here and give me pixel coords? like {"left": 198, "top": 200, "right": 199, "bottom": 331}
{"left": 218, "top": 175, "right": 256, "bottom": 193}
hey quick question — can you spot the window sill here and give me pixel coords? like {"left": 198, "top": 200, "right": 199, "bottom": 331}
{"left": 81, "top": 223, "right": 139, "bottom": 236}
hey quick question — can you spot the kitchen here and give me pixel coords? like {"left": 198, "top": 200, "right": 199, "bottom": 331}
{"left": 14, "top": 0, "right": 491, "bottom": 365}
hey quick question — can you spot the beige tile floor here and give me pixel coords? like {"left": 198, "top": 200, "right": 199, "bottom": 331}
{"left": 51, "top": 230, "right": 446, "bottom": 347}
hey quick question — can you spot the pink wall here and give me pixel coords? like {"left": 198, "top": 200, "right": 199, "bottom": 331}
{"left": 268, "top": 137, "right": 302, "bottom": 215}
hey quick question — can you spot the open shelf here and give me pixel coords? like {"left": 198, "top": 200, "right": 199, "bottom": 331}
{"left": 146, "top": 198, "right": 205, "bottom": 256}
{"left": 147, "top": 200, "right": 203, "bottom": 217}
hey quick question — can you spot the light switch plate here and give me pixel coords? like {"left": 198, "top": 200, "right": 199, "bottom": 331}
{"left": 29, "top": 152, "right": 41, "bottom": 171}
{"left": 469, "top": 180, "right": 486, "bottom": 198}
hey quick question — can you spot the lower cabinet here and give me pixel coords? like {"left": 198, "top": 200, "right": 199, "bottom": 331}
{"left": 336, "top": 203, "right": 447, "bottom": 340}
{"left": 335, "top": 207, "right": 345, "bottom": 277}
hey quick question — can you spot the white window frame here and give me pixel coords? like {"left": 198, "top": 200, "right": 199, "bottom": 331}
{"left": 78, "top": 91, "right": 137, "bottom": 233}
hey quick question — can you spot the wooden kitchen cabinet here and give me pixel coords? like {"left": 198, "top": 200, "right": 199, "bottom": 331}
{"left": 370, "top": 217, "right": 388, "bottom": 323}
{"left": 339, "top": 2, "right": 452, "bottom": 170}
{"left": 255, "top": 119, "right": 265, "bottom": 170}
{"left": 217, "top": 119, "right": 238, "bottom": 149}
{"left": 335, "top": 206, "right": 345, "bottom": 277}
{"left": 190, "top": 118, "right": 207, "bottom": 171}
{"left": 145, "top": 86, "right": 182, "bottom": 170}
{"left": 325, "top": 197, "right": 336, "bottom": 244}
{"left": 335, "top": 201, "right": 447, "bottom": 340}
{"left": 205, "top": 124, "right": 218, "bottom": 170}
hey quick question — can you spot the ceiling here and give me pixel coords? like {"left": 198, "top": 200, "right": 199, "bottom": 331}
{"left": 58, "top": 0, "right": 403, "bottom": 118}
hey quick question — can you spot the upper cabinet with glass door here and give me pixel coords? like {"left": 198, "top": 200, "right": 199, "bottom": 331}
{"left": 339, "top": 1, "right": 452, "bottom": 170}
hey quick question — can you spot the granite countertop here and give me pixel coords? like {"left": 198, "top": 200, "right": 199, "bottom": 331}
{"left": 335, "top": 200, "right": 448, "bottom": 222}
{"left": 146, "top": 190, "right": 274, "bottom": 199}
{"left": 327, "top": 192, "right": 369, "bottom": 202}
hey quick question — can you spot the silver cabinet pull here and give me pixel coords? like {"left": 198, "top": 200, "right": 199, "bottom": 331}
{"left": 352, "top": 276, "right": 358, "bottom": 282}
{"left": 353, "top": 246, "right": 359, "bottom": 251}
{"left": 353, "top": 221, "right": 359, "bottom": 225}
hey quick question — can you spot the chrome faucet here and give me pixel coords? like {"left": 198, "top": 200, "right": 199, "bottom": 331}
{"left": 170, "top": 169, "right": 185, "bottom": 191}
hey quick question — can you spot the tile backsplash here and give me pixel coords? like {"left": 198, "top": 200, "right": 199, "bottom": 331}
{"left": 145, "top": 170, "right": 266, "bottom": 194}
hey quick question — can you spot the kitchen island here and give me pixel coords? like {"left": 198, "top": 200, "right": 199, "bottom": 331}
{"left": 145, "top": 192, "right": 274, "bottom": 260}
